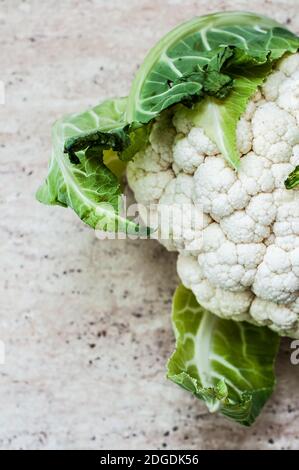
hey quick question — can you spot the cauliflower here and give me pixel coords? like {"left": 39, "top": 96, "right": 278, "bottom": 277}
{"left": 37, "top": 11, "right": 299, "bottom": 425}
{"left": 127, "top": 53, "right": 299, "bottom": 338}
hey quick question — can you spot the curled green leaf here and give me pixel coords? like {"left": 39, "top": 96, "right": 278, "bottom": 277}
{"left": 167, "top": 285, "right": 280, "bottom": 426}
{"left": 36, "top": 99, "right": 149, "bottom": 235}
{"left": 37, "top": 11, "right": 299, "bottom": 231}
{"left": 285, "top": 166, "right": 299, "bottom": 190}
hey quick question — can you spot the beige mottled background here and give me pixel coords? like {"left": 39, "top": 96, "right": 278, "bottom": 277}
{"left": 1, "top": 0, "right": 299, "bottom": 450}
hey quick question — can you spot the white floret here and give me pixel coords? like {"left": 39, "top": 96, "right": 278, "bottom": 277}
{"left": 127, "top": 52, "right": 299, "bottom": 338}
{"left": 239, "top": 153, "right": 274, "bottom": 195}
{"left": 199, "top": 223, "right": 266, "bottom": 291}
{"left": 172, "top": 127, "right": 218, "bottom": 175}
{"left": 172, "top": 111, "right": 193, "bottom": 134}
{"left": 126, "top": 168, "right": 173, "bottom": 205}
{"left": 250, "top": 297, "right": 299, "bottom": 337}
{"left": 192, "top": 282, "right": 253, "bottom": 321}
{"left": 158, "top": 174, "right": 211, "bottom": 254}
{"left": 177, "top": 253, "right": 253, "bottom": 321}
{"left": 252, "top": 102, "right": 299, "bottom": 162}
{"left": 277, "top": 72, "right": 299, "bottom": 124}
{"left": 193, "top": 157, "right": 237, "bottom": 219}
{"left": 273, "top": 199, "right": 299, "bottom": 251}
{"left": 278, "top": 53, "right": 299, "bottom": 76}
{"left": 243, "top": 99, "right": 257, "bottom": 121}
{"left": 253, "top": 245, "right": 299, "bottom": 304}
{"left": 246, "top": 193, "right": 276, "bottom": 225}
{"left": 236, "top": 117, "right": 253, "bottom": 154}
{"left": 220, "top": 210, "right": 270, "bottom": 243}
{"left": 262, "top": 70, "right": 286, "bottom": 101}
{"left": 187, "top": 127, "right": 218, "bottom": 155}
{"left": 199, "top": 242, "right": 246, "bottom": 292}
{"left": 227, "top": 180, "right": 250, "bottom": 211}
{"left": 173, "top": 137, "right": 204, "bottom": 174}
{"left": 271, "top": 163, "right": 296, "bottom": 187}
{"left": 177, "top": 253, "right": 204, "bottom": 287}
{"left": 127, "top": 148, "right": 174, "bottom": 205}
{"left": 150, "top": 113, "right": 176, "bottom": 164}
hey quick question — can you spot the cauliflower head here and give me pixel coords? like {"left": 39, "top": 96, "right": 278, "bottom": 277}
{"left": 127, "top": 53, "right": 299, "bottom": 338}
{"left": 37, "top": 12, "right": 299, "bottom": 425}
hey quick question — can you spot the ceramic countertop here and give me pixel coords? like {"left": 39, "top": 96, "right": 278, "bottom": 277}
{"left": 0, "top": 0, "right": 298, "bottom": 450}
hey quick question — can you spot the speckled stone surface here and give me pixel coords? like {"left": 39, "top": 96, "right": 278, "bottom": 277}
{"left": 1, "top": 0, "right": 299, "bottom": 450}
